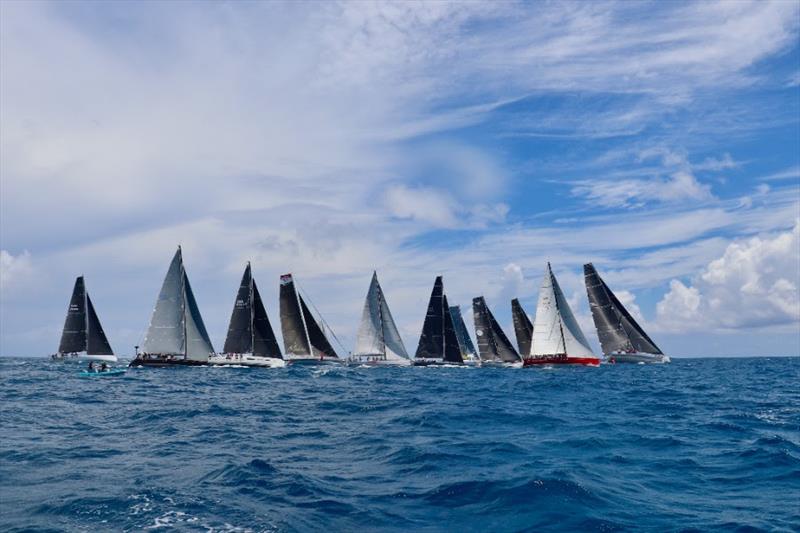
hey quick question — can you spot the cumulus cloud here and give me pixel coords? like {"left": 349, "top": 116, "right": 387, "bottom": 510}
{"left": 656, "top": 221, "right": 800, "bottom": 332}
{"left": 0, "top": 250, "right": 32, "bottom": 291}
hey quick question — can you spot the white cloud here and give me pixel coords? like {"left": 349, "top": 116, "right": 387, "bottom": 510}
{"left": 656, "top": 221, "right": 800, "bottom": 332}
{"left": 0, "top": 250, "right": 33, "bottom": 291}
{"left": 384, "top": 185, "right": 459, "bottom": 228}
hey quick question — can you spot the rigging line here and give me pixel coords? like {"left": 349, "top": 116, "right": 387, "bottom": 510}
{"left": 297, "top": 283, "right": 350, "bottom": 353}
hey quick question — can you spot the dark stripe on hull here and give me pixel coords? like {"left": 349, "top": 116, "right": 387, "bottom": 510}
{"left": 128, "top": 357, "right": 208, "bottom": 368}
{"left": 523, "top": 356, "right": 600, "bottom": 367}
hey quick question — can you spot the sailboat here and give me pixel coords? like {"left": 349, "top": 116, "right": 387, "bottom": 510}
{"left": 472, "top": 297, "right": 522, "bottom": 367}
{"left": 413, "top": 276, "right": 463, "bottom": 366}
{"left": 523, "top": 263, "right": 600, "bottom": 366}
{"left": 279, "top": 273, "right": 340, "bottom": 364}
{"left": 209, "top": 263, "right": 285, "bottom": 368}
{"left": 511, "top": 298, "right": 533, "bottom": 357}
{"left": 450, "top": 305, "right": 480, "bottom": 366}
{"left": 51, "top": 276, "right": 116, "bottom": 363}
{"left": 129, "top": 247, "right": 215, "bottom": 367}
{"left": 349, "top": 271, "right": 411, "bottom": 366}
{"left": 584, "top": 263, "right": 670, "bottom": 364}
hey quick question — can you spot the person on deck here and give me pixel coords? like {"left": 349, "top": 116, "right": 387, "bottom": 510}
{"left": 88, "top": 361, "right": 95, "bottom": 372}
{"left": 100, "top": 362, "right": 108, "bottom": 372}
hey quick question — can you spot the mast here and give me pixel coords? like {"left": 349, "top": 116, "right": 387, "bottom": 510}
{"left": 83, "top": 275, "right": 89, "bottom": 353}
{"left": 549, "top": 263, "right": 567, "bottom": 355}
{"left": 249, "top": 262, "right": 255, "bottom": 354}
{"left": 295, "top": 278, "right": 313, "bottom": 357}
{"left": 377, "top": 273, "right": 386, "bottom": 357}
{"left": 181, "top": 247, "right": 187, "bottom": 358}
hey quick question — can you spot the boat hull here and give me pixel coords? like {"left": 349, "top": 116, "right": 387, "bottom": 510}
{"left": 480, "top": 360, "right": 523, "bottom": 368}
{"left": 347, "top": 356, "right": 412, "bottom": 367}
{"left": 606, "top": 352, "right": 671, "bottom": 364}
{"left": 284, "top": 356, "right": 341, "bottom": 365}
{"left": 209, "top": 354, "right": 286, "bottom": 368}
{"left": 52, "top": 353, "right": 117, "bottom": 363}
{"left": 413, "top": 359, "right": 464, "bottom": 367}
{"left": 523, "top": 356, "right": 601, "bottom": 367}
{"left": 79, "top": 369, "right": 126, "bottom": 377}
{"left": 128, "top": 356, "right": 208, "bottom": 368}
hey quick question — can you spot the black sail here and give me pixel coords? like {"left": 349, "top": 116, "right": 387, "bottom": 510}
{"left": 449, "top": 306, "right": 477, "bottom": 359}
{"left": 473, "top": 297, "right": 520, "bottom": 363}
{"left": 86, "top": 294, "right": 113, "bottom": 355}
{"left": 584, "top": 263, "right": 662, "bottom": 355}
{"left": 223, "top": 264, "right": 254, "bottom": 354}
{"left": 442, "top": 294, "right": 463, "bottom": 363}
{"left": 299, "top": 295, "right": 339, "bottom": 359}
{"left": 415, "top": 276, "right": 445, "bottom": 359}
{"left": 252, "top": 281, "right": 282, "bottom": 358}
{"left": 511, "top": 298, "right": 533, "bottom": 356}
{"left": 279, "top": 274, "right": 312, "bottom": 356}
{"left": 58, "top": 276, "right": 87, "bottom": 354}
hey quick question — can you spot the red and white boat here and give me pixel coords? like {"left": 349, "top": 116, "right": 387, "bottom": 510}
{"left": 523, "top": 263, "right": 600, "bottom": 367}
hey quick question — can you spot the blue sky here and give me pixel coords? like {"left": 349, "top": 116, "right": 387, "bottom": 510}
{"left": 1, "top": 0, "right": 798, "bottom": 358}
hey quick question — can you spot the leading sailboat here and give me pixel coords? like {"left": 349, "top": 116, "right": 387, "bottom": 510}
{"left": 209, "top": 263, "right": 285, "bottom": 368}
{"left": 524, "top": 263, "right": 599, "bottom": 366}
{"left": 584, "top": 263, "right": 670, "bottom": 364}
{"left": 414, "top": 276, "right": 463, "bottom": 366}
{"left": 129, "top": 247, "right": 215, "bottom": 367}
{"left": 472, "top": 296, "right": 522, "bottom": 367}
{"left": 279, "top": 274, "right": 340, "bottom": 364}
{"left": 51, "top": 276, "right": 116, "bottom": 363}
{"left": 349, "top": 271, "right": 411, "bottom": 366}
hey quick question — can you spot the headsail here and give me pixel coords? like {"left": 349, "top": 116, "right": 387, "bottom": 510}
{"left": 354, "top": 272, "right": 409, "bottom": 360}
{"left": 86, "top": 294, "right": 113, "bottom": 355}
{"left": 531, "top": 263, "right": 594, "bottom": 358}
{"left": 584, "top": 263, "right": 662, "bottom": 355}
{"left": 415, "top": 276, "right": 462, "bottom": 363}
{"left": 141, "top": 247, "right": 214, "bottom": 360}
{"left": 472, "top": 296, "right": 520, "bottom": 363}
{"left": 279, "top": 274, "right": 338, "bottom": 359}
{"left": 58, "top": 276, "right": 87, "bottom": 354}
{"left": 223, "top": 263, "right": 254, "bottom": 355}
{"left": 449, "top": 306, "right": 477, "bottom": 360}
{"left": 252, "top": 281, "right": 282, "bottom": 358}
{"left": 511, "top": 298, "right": 533, "bottom": 357}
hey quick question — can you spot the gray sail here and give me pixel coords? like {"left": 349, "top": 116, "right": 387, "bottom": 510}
{"left": 58, "top": 276, "right": 87, "bottom": 354}
{"left": 441, "top": 293, "right": 463, "bottom": 363}
{"left": 86, "top": 294, "right": 113, "bottom": 355}
{"left": 223, "top": 263, "right": 254, "bottom": 354}
{"left": 584, "top": 263, "right": 662, "bottom": 355}
{"left": 354, "top": 272, "right": 385, "bottom": 356}
{"left": 183, "top": 271, "right": 214, "bottom": 361}
{"left": 511, "top": 298, "right": 533, "bottom": 356}
{"left": 449, "top": 306, "right": 477, "bottom": 359}
{"left": 142, "top": 248, "right": 185, "bottom": 355}
{"left": 252, "top": 281, "right": 282, "bottom": 358}
{"left": 472, "top": 296, "right": 520, "bottom": 362}
{"left": 279, "top": 274, "right": 312, "bottom": 356}
{"left": 378, "top": 277, "right": 410, "bottom": 361}
{"left": 550, "top": 264, "right": 595, "bottom": 358}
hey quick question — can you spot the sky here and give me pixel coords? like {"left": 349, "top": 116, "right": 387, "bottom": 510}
{"left": 1, "top": 0, "right": 799, "bottom": 358}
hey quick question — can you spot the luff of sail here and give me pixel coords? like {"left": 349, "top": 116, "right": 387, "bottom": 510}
{"left": 353, "top": 272, "right": 409, "bottom": 361}
{"left": 415, "top": 276, "right": 463, "bottom": 363}
{"left": 449, "top": 306, "right": 478, "bottom": 360}
{"left": 584, "top": 263, "right": 663, "bottom": 356}
{"left": 279, "top": 274, "right": 339, "bottom": 360}
{"left": 141, "top": 247, "right": 214, "bottom": 361}
{"left": 511, "top": 298, "right": 533, "bottom": 357}
{"left": 530, "top": 263, "right": 595, "bottom": 360}
{"left": 472, "top": 296, "right": 521, "bottom": 363}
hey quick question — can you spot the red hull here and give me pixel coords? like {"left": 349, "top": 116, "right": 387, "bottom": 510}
{"left": 523, "top": 356, "right": 600, "bottom": 367}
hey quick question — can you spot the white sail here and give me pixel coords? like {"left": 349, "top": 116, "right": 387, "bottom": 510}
{"left": 183, "top": 274, "right": 214, "bottom": 361}
{"left": 530, "top": 263, "right": 594, "bottom": 358}
{"left": 353, "top": 272, "right": 409, "bottom": 361}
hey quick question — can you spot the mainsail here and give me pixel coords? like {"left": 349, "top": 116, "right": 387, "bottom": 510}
{"left": 530, "top": 263, "right": 594, "bottom": 358}
{"left": 511, "top": 298, "right": 533, "bottom": 357}
{"left": 415, "top": 276, "right": 462, "bottom": 363}
{"left": 224, "top": 263, "right": 282, "bottom": 358}
{"left": 58, "top": 276, "right": 114, "bottom": 355}
{"left": 141, "top": 247, "right": 214, "bottom": 361}
{"left": 584, "top": 263, "right": 662, "bottom": 355}
{"left": 472, "top": 296, "right": 521, "bottom": 363}
{"left": 449, "top": 306, "right": 477, "bottom": 360}
{"left": 279, "top": 274, "right": 339, "bottom": 359}
{"left": 353, "top": 271, "right": 409, "bottom": 361}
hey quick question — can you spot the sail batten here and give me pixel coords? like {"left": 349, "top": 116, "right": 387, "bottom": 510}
{"left": 584, "top": 263, "right": 663, "bottom": 355}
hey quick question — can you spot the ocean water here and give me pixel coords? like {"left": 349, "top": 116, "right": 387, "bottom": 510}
{"left": 1, "top": 357, "right": 798, "bottom": 532}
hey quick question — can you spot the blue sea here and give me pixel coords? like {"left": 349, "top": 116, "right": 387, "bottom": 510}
{"left": 1, "top": 357, "right": 798, "bottom": 532}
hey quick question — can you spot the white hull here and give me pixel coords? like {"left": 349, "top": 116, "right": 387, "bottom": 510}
{"left": 347, "top": 355, "right": 412, "bottom": 367}
{"left": 606, "top": 352, "right": 670, "bottom": 364}
{"left": 52, "top": 353, "right": 117, "bottom": 363}
{"left": 209, "top": 354, "right": 286, "bottom": 368}
{"left": 479, "top": 360, "right": 523, "bottom": 368}
{"left": 284, "top": 355, "right": 341, "bottom": 365}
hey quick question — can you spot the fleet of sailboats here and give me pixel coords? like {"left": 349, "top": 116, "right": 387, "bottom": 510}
{"left": 53, "top": 248, "right": 671, "bottom": 368}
